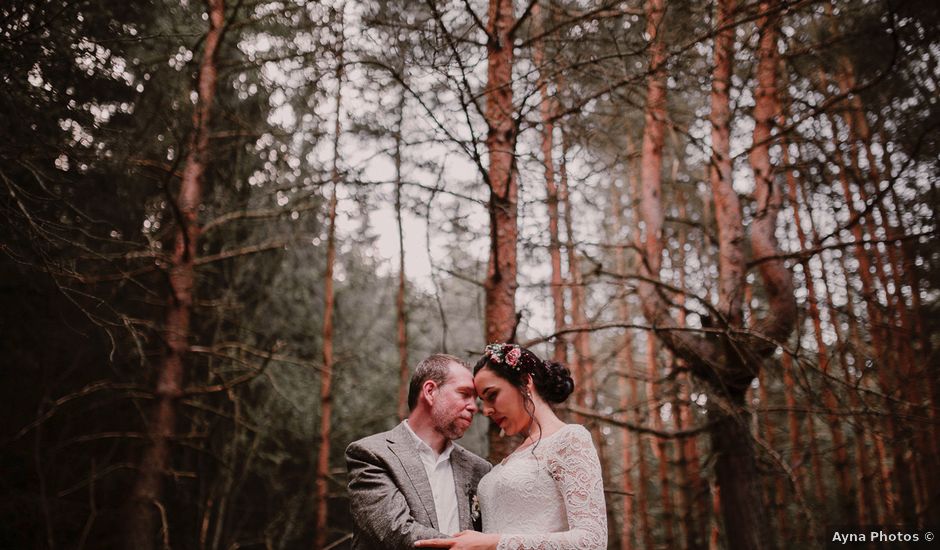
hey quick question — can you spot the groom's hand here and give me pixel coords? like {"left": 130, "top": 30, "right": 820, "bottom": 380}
{"left": 415, "top": 531, "right": 499, "bottom": 550}
{"left": 415, "top": 537, "right": 455, "bottom": 548}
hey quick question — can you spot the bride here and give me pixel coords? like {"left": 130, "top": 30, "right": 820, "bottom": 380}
{"left": 417, "top": 343, "right": 607, "bottom": 550}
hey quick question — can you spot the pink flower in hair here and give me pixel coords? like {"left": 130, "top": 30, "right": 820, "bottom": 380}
{"left": 506, "top": 346, "right": 521, "bottom": 367}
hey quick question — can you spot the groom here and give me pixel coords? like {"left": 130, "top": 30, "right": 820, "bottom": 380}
{"left": 345, "top": 354, "right": 491, "bottom": 549}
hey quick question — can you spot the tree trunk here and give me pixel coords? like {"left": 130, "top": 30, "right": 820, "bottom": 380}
{"left": 395, "top": 92, "right": 409, "bottom": 421}
{"left": 678, "top": 352, "right": 706, "bottom": 542}
{"left": 780, "top": 352, "right": 802, "bottom": 494}
{"left": 710, "top": 389, "right": 769, "bottom": 550}
{"left": 638, "top": 0, "right": 668, "bottom": 310}
{"left": 819, "top": 62, "right": 919, "bottom": 522}
{"left": 626, "top": 142, "right": 654, "bottom": 550}
{"left": 673, "top": 190, "right": 704, "bottom": 550}
{"left": 709, "top": 483, "right": 722, "bottom": 550}
{"left": 647, "top": 334, "right": 675, "bottom": 549}
{"left": 711, "top": 2, "right": 791, "bottom": 547}
{"left": 758, "top": 370, "right": 786, "bottom": 540}
{"left": 557, "top": 124, "right": 613, "bottom": 530}
{"left": 483, "top": 0, "right": 518, "bottom": 463}
{"left": 532, "top": 2, "right": 567, "bottom": 365}
{"left": 632, "top": 5, "right": 708, "bottom": 496}
{"left": 314, "top": 19, "right": 344, "bottom": 548}
{"left": 675, "top": 371, "right": 706, "bottom": 550}
{"left": 709, "top": 0, "right": 745, "bottom": 332}
{"left": 559, "top": 128, "right": 595, "bottom": 411}
{"left": 619, "top": 355, "right": 636, "bottom": 550}
{"left": 126, "top": 2, "right": 223, "bottom": 548}
{"left": 746, "top": 0, "right": 799, "bottom": 347}
{"left": 704, "top": 5, "right": 762, "bottom": 544}
{"left": 611, "top": 178, "right": 636, "bottom": 550}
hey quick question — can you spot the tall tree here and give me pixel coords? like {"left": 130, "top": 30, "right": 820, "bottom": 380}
{"left": 673, "top": 188, "right": 707, "bottom": 550}
{"left": 483, "top": 0, "right": 518, "bottom": 346}
{"left": 559, "top": 126, "right": 593, "bottom": 409}
{"left": 314, "top": 8, "right": 345, "bottom": 547}
{"left": 627, "top": 139, "right": 655, "bottom": 550}
{"left": 532, "top": 2, "right": 568, "bottom": 365}
{"left": 395, "top": 91, "right": 410, "bottom": 421}
{"left": 610, "top": 176, "right": 636, "bottom": 550}
{"left": 126, "top": 2, "right": 225, "bottom": 548}
{"left": 636, "top": 5, "right": 674, "bottom": 541}
{"left": 483, "top": 0, "right": 519, "bottom": 462}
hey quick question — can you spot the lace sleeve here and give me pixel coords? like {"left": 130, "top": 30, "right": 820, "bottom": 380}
{"left": 496, "top": 426, "right": 607, "bottom": 550}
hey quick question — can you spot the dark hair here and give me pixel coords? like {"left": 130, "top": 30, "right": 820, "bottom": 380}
{"left": 407, "top": 354, "right": 469, "bottom": 411}
{"left": 472, "top": 344, "right": 574, "bottom": 404}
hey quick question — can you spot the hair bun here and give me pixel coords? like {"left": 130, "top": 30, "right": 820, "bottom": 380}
{"left": 537, "top": 361, "right": 575, "bottom": 404}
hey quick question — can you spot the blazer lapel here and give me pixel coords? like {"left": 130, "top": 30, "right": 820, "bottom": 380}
{"left": 450, "top": 448, "right": 472, "bottom": 531}
{"left": 387, "top": 423, "right": 439, "bottom": 529}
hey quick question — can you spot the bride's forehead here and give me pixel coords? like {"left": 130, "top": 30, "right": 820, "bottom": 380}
{"left": 473, "top": 368, "right": 504, "bottom": 387}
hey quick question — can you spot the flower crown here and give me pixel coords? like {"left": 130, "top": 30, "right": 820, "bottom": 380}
{"left": 484, "top": 343, "right": 525, "bottom": 371}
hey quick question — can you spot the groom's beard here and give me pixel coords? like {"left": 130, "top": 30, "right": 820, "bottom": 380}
{"left": 433, "top": 409, "right": 472, "bottom": 440}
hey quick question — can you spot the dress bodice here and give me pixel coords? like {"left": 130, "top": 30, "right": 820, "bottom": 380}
{"left": 477, "top": 424, "right": 607, "bottom": 550}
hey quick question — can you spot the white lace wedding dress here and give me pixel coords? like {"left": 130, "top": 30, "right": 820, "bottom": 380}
{"left": 477, "top": 424, "right": 607, "bottom": 550}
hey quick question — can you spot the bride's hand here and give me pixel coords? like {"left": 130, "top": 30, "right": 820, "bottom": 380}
{"left": 415, "top": 531, "right": 499, "bottom": 550}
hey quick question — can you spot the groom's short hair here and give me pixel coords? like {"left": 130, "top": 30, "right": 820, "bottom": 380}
{"left": 407, "top": 354, "right": 470, "bottom": 411}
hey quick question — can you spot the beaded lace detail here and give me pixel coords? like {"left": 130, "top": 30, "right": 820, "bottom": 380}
{"left": 477, "top": 424, "right": 607, "bottom": 550}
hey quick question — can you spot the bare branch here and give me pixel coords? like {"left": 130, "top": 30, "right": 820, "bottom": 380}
{"left": 564, "top": 405, "right": 715, "bottom": 439}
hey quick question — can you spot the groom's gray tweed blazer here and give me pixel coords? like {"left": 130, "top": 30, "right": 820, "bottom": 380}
{"left": 345, "top": 422, "right": 491, "bottom": 550}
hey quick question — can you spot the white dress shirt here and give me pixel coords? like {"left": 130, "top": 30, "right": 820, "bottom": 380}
{"left": 403, "top": 421, "right": 460, "bottom": 535}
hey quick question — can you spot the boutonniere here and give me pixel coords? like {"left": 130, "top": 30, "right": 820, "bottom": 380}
{"left": 467, "top": 484, "right": 481, "bottom": 524}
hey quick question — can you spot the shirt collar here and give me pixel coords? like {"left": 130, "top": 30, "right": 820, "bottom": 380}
{"left": 403, "top": 420, "right": 455, "bottom": 461}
